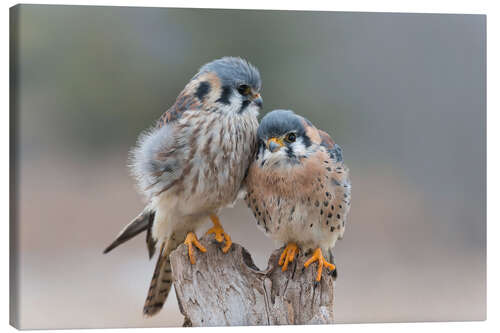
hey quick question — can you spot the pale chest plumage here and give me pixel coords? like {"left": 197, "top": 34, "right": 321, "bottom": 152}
{"left": 245, "top": 148, "right": 351, "bottom": 250}
{"left": 174, "top": 109, "right": 258, "bottom": 209}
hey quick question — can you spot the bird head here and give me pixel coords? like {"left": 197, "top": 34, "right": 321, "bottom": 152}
{"left": 191, "top": 57, "right": 263, "bottom": 115}
{"left": 256, "top": 109, "right": 315, "bottom": 167}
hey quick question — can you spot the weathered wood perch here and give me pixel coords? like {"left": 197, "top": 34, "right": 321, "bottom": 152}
{"left": 170, "top": 234, "right": 335, "bottom": 326}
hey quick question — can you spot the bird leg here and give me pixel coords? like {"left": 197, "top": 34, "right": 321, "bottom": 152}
{"left": 304, "top": 248, "right": 336, "bottom": 281}
{"left": 278, "top": 242, "right": 299, "bottom": 271}
{"left": 206, "top": 214, "right": 232, "bottom": 253}
{"left": 184, "top": 232, "right": 206, "bottom": 265}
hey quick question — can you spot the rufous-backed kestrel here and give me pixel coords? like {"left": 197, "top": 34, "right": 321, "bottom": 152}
{"left": 104, "top": 57, "right": 263, "bottom": 316}
{"left": 245, "top": 109, "right": 351, "bottom": 282}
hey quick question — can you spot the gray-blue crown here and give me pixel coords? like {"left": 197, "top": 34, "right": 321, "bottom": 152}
{"left": 198, "top": 57, "right": 262, "bottom": 91}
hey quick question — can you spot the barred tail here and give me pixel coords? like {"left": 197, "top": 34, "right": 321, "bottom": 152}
{"left": 143, "top": 236, "right": 181, "bottom": 317}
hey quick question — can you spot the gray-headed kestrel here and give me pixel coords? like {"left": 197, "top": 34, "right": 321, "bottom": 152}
{"left": 244, "top": 109, "right": 351, "bottom": 282}
{"left": 104, "top": 57, "right": 263, "bottom": 316}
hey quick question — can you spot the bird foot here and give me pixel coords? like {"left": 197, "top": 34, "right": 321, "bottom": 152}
{"left": 206, "top": 215, "right": 232, "bottom": 253}
{"left": 184, "top": 232, "right": 206, "bottom": 264}
{"left": 304, "top": 248, "right": 336, "bottom": 282}
{"left": 278, "top": 242, "right": 299, "bottom": 272}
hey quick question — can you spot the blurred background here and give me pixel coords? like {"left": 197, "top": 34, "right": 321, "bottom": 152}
{"left": 11, "top": 4, "right": 486, "bottom": 329}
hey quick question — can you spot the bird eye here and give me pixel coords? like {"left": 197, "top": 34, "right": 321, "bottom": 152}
{"left": 237, "top": 84, "right": 251, "bottom": 96}
{"left": 286, "top": 133, "right": 296, "bottom": 142}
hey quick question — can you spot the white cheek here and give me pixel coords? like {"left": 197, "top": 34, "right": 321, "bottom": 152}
{"left": 246, "top": 103, "right": 261, "bottom": 117}
{"left": 290, "top": 138, "right": 308, "bottom": 157}
{"left": 261, "top": 148, "right": 287, "bottom": 166}
{"left": 216, "top": 93, "right": 241, "bottom": 114}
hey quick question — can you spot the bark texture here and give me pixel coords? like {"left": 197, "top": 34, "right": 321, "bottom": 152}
{"left": 170, "top": 235, "right": 335, "bottom": 326}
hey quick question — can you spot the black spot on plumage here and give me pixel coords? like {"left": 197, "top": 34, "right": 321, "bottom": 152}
{"left": 195, "top": 81, "right": 210, "bottom": 100}
{"left": 331, "top": 178, "right": 341, "bottom": 186}
{"left": 324, "top": 201, "right": 328, "bottom": 207}
{"left": 315, "top": 200, "right": 319, "bottom": 207}
{"left": 310, "top": 224, "right": 313, "bottom": 228}
{"left": 239, "top": 100, "right": 251, "bottom": 113}
{"left": 328, "top": 212, "right": 333, "bottom": 218}
{"left": 326, "top": 167, "right": 332, "bottom": 172}
{"left": 330, "top": 226, "right": 335, "bottom": 232}
{"left": 216, "top": 85, "right": 232, "bottom": 105}
{"left": 286, "top": 146, "right": 296, "bottom": 159}
{"left": 320, "top": 209, "right": 323, "bottom": 215}
{"left": 337, "top": 214, "right": 341, "bottom": 219}
{"left": 325, "top": 192, "right": 330, "bottom": 197}
{"left": 339, "top": 204, "right": 343, "bottom": 209}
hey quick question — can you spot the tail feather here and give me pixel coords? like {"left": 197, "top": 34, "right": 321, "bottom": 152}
{"left": 143, "top": 236, "right": 182, "bottom": 317}
{"left": 103, "top": 208, "right": 156, "bottom": 258}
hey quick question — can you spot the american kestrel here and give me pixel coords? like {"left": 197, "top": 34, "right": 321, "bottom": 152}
{"left": 104, "top": 57, "right": 262, "bottom": 316}
{"left": 244, "top": 109, "right": 351, "bottom": 282}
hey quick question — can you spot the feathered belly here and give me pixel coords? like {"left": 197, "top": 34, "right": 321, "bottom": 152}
{"left": 245, "top": 160, "right": 348, "bottom": 250}
{"left": 174, "top": 113, "right": 257, "bottom": 213}
{"left": 247, "top": 193, "right": 340, "bottom": 249}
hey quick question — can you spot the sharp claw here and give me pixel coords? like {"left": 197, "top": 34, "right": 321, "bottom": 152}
{"left": 221, "top": 232, "right": 232, "bottom": 253}
{"left": 184, "top": 232, "right": 206, "bottom": 265}
{"left": 206, "top": 215, "right": 232, "bottom": 253}
{"left": 278, "top": 243, "right": 299, "bottom": 272}
{"left": 303, "top": 248, "right": 335, "bottom": 282}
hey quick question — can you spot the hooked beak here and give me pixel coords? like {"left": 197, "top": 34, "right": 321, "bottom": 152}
{"left": 266, "top": 137, "right": 284, "bottom": 153}
{"left": 250, "top": 93, "right": 263, "bottom": 109}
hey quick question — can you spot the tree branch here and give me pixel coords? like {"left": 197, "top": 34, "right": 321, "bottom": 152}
{"left": 170, "top": 235, "right": 335, "bottom": 326}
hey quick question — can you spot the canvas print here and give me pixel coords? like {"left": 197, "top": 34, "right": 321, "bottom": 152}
{"left": 9, "top": 4, "right": 486, "bottom": 329}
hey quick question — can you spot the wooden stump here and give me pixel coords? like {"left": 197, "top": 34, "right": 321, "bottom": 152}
{"left": 170, "top": 234, "right": 335, "bottom": 326}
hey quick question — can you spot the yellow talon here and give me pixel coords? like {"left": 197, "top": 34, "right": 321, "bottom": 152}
{"left": 278, "top": 243, "right": 299, "bottom": 272}
{"left": 184, "top": 232, "right": 206, "bottom": 265}
{"left": 304, "top": 248, "right": 335, "bottom": 281}
{"left": 206, "top": 214, "right": 232, "bottom": 253}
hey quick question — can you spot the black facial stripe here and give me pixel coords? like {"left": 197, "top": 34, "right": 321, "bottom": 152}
{"left": 301, "top": 132, "right": 312, "bottom": 147}
{"left": 239, "top": 100, "right": 251, "bottom": 114}
{"left": 216, "top": 86, "right": 232, "bottom": 105}
{"left": 195, "top": 81, "right": 210, "bottom": 101}
{"left": 256, "top": 140, "right": 265, "bottom": 160}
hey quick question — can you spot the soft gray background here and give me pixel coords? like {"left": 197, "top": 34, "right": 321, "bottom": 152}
{"left": 11, "top": 4, "right": 486, "bottom": 329}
